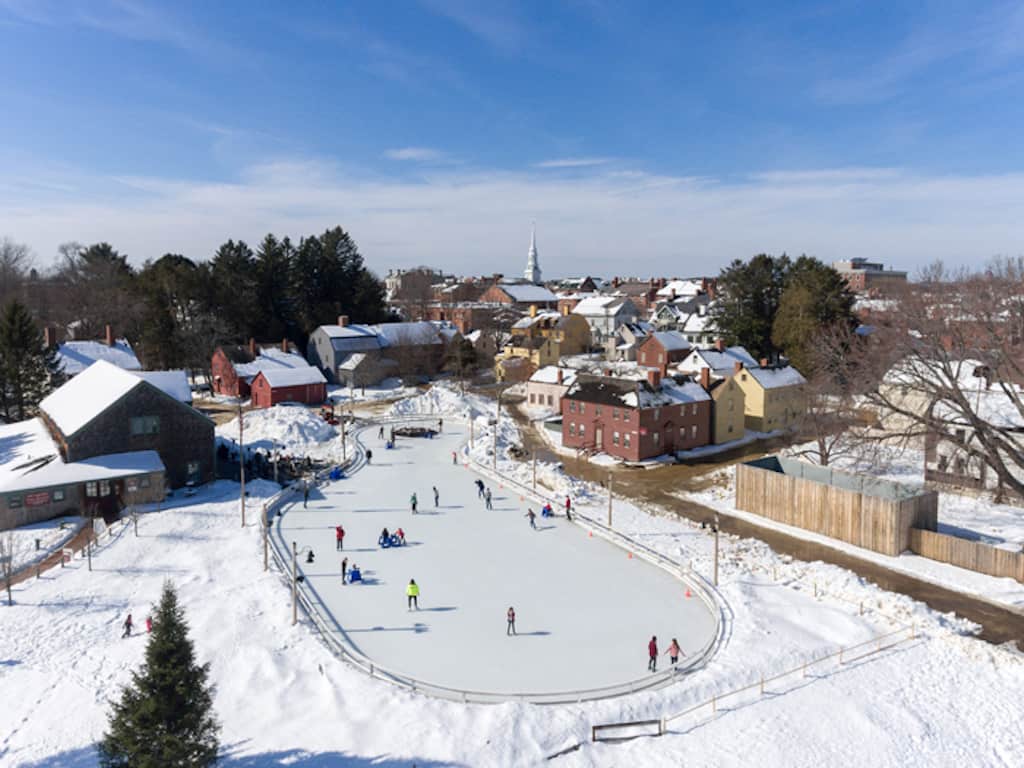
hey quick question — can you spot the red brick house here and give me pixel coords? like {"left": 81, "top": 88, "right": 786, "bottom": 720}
{"left": 561, "top": 370, "right": 711, "bottom": 461}
{"left": 250, "top": 367, "right": 327, "bottom": 409}
{"left": 211, "top": 339, "right": 307, "bottom": 397}
{"left": 637, "top": 331, "right": 692, "bottom": 375}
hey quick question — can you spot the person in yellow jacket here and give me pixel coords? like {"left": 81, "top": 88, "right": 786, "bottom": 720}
{"left": 406, "top": 578, "right": 420, "bottom": 610}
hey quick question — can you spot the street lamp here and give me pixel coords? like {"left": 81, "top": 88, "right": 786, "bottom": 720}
{"left": 291, "top": 540, "right": 314, "bottom": 625}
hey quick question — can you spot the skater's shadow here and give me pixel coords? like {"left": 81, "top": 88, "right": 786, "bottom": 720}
{"left": 415, "top": 510, "right": 445, "bottom": 516}
{"left": 536, "top": 525, "right": 557, "bottom": 532}
{"left": 419, "top": 606, "right": 457, "bottom": 612}
{"left": 517, "top": 631, "right": 552, "bottom": 636}
{"left": 346, "top": 547, "right": 379, "bottom": 553}
{"left": 347, "top": 623, "right": 429, "bottom": 634}
{"left": 352, "top": 508, "right": 408, "bottom": 514}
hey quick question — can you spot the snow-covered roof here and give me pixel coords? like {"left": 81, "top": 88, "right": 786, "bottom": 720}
{"left": 679, "top": 310, "right": 714, "bottom": 334}
{"left": 528, "top": 366, "right": 578, "bottom": 387}
{"left": 430, "top": 321, "right": 460, "bottom": 341}
{"left": 56, "top": 339, "right": 141, "bottom": 376}
{"left": 41, "top": 360, "right": 146, "bottom": 437}
{"left": 256, "top": 367, "right": 327, "bottom": 387}
{"left": 566, "top": 373, "right": 709, "bottom": 409}
{"left": 639, "top": 378, "right": 711, "bottom": 407}
{"left": 373, "top": 321, "right": 443, "bottom": 347}
{"left": 655, "top": 279, "right": 704, "bottom": 299}
{"left": 497, "top": 283, "right": 558, "bottom": 303}
{"left": 512, "top": 311, "right": 561, "bottom": 330}
{"left": 320, "top": 324, "right": 380, "bottom": 340}
{"left": 0, "top": 419, "right": 164, "bottom": 493}
{"left": 572, "top": 296, "right": 629, "bottom": 316}
{"left": 746, "top": 365, "right": 807, "bottom": 389}
{"left": 234, "top": 349, "right": 313, "bottom": 380}
{"left": 337, "top": 352, "right": 368, "bottom": 371}
{"left": 132, "top": 370, "right": 192, "bottom": 403}
{"left": 649, "top": 331, "right": 691, "bottom": 352}
{"left": 678, "top": 346, "right": 757, "bottom": 375}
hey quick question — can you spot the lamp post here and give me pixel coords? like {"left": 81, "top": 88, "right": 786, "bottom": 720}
{"left": 713, "top": 514, "right": 720, "bottom": 587}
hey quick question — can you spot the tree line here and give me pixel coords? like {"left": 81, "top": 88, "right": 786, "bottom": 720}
{"left": 0, "top": 227, "right": 389, "bottom": 413}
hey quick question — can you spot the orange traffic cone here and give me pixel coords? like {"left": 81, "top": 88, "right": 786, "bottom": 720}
{"left": 685, "top": 588, "right": 692, "bottom": 598}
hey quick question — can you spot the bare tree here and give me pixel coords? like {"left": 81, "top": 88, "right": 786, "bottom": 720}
{"left": 0, "top": 529, "right": 14, "bottom": 606}
{"left": 0, "top": 237, "right": 33, "bottom": 305}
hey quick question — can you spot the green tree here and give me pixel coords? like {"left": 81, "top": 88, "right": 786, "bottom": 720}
{"left": 57, "top": 242, "right": 140, "bottom": 338}
{"left": 771, "top": 256, "right": 857, "bottom": 375}
{"left": 0, "top": 300, "right": 64, "bottom": 421}
{"left": 709, "top": 253, "right": 791, "bottom": 359}
{"left": 209, "top": 240, "right": 258, "bottom": 338}
{"left": 98, "top": 581, "right": 220, "bottom": 768}
{"left": 253, "top": 234, "right": 295, "bottom": 340}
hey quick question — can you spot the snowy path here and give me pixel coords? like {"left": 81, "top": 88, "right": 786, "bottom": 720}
{"left": 277, "top": 423, "right": 719, "bottom": 696}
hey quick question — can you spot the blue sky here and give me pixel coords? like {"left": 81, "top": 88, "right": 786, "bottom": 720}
{"left": 1, "top": 1, "right": 1023, "bottom": 277}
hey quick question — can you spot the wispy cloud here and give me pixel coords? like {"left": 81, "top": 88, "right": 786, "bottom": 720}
{"left": 534, "top": 157, "right": 614, "bottom": 169}
{"left": 417, "top": 0, "right": 526, "bottom": 53}
{"left": 384, "top": 147, "right": 447, "bottom": 162}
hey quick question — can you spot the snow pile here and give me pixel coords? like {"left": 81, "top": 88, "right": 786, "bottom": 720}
{"left": 216, "top": 405, "right": 340, "bottom": 460}
{"left": 387, "top": 382, "right": 493, "bottom": 420}
{"left": 3, "top": 516, "right": 83, "bottom": 573}
{"left": 327, "top": 377, "right": 419, "bottom": 405}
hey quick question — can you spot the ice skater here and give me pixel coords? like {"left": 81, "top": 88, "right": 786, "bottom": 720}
{"left": 406, "top": 579, "right": 420, "bottom": 610}
{"left": 390, "top": 427, "right": 395, "bottom": 443}
{"left": 122, "top": 613, "right": 133, "bottom": 639}
{"left": 475, "top": 478, "right": 485, "bottom": 498}
{"left": 305, "top": 549, "right": 315, "bottom": 564}
{"left": 433, "top": 486, "right": 439, "bottom": 507}
{"left": 665, "top": 637, "right": 684, "bottom": 665}
{"left": 303, "top": 481, "right": 310, "bottom": 508}
{"left": 366, "top": 449, "right": 373, "bottom": 464}
{"left": 648, "top": 636, "right": 658, "bottom": 672}
{"left": 565, "top": 496, "right": 572, "bottom": 521}
{"left": 336, "top": 524, "right": 345, "bottom": 551}
{"left": 485, "top": 488, "right": 493, "bottom": 510}
{"left": 452, "top": 451, "right": 458, "bottom": 465}
{"left": 410, "top": 493, "right": 418, "bottom": 514}
{"left": 395, "top": 527, "right": 406, "bottom": 545}
{"left": 341, "top": 557, "right": 348, "bottom": 583}
{"left": 378, "top": 425, "right": 385, "bottom": 440}
{"left": 525, "top": 509, "right": 537, "bottom": 529}
{"left": 438, "top": 418, "right": 443, "bottom": 433}
{"left": 507, "top": 606, "right": 516, "bottom": 636}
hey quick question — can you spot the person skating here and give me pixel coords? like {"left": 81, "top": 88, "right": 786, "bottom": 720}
{"left": 303, "top": 481, "right": 310, "bottom": 509}
{"left": 378, "top": 425, "right": 385, "bottom": 440}
{"left": 438, "top": 418, "right": 443, "bottom": 433}
{"left": 390, "top": 427, "right": 395, "bottom": 443}
{"left": 525, "top": 509, "right": 537, "bottom": 529}
{"left": 395, "top": 527, "right": 406, "bottom": 545}
{"left": 380, "top": 527, "right": 390, "bottom": 547}
{"left": 648, "top": 636, "right": 658, "bottom": 672}
{"left": 475, "top": 478, "right": 485, "bottom": 498}
{"left": 406, "top": 579, "right": 420, "bottom": 610}
{"left": 410, "top": 493, "right": 418, "bottom": 514}
{"left": 433, "top": 486, "right": 439, "bottom": 507}
{"left": 565, "top": 496, "right": 572, "bottom": 520}
{"left": 336, "top": 525, "right": 345, "bottom": 551}
{"left": 341, "top": 557, "right": 348, "bottom": 584}
{"left": 452, "top": 450, "right": 457, "bottom": 465}
{"left": 665, "top": 638, "right": 684, "bottom": 665}
{"left": 485, "top": 488, "right": 492, "bottom": 510}
{"left": 122, "top": 613, "right": 133, "bottom": 639}
{"left": 366, "top": 449, "right": 373, "bottom": 464}
{"left": 507, "top": 606, "right": 516, "bottom": 636}
{"left": 305, "top": 549, "right": 315, "bottom": 564}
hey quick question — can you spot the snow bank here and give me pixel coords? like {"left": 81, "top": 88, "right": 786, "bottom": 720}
{"left": 216, "top": 405, "right": 341, "bottom": 461}
{"left": 3, "top": 516, "right": 84, "bottom": 573}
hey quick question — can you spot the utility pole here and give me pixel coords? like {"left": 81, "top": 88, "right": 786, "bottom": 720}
{"left": 607, "top": 473, "right": 613, "bottom": 528}
{"left": 291, "top": 541, "right": 298, "bottom": 625}
{"left": 470, "top": 418, "right": 474, "bottom": 448}
{"left": 713, "top": 513, "right": 720, "bottom": 587}
{"left": 493, "top": 389, "right": 499, "bottom": 471}
{"left": 341, "top": 421, "right": 347, "bottom": 463}
{"left": 239, "top": 402, "right": 246, "bottom": 527}
{"left": 262, "top": 504, "right": 269, "bottom": 571}
{"left": 532, "top": 450, "right": 537, "bottom": 490}
{"left": 86, "top": 510, "right": 93, "bottom": 572}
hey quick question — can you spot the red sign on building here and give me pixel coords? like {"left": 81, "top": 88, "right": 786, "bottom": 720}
{"left": 25, "top": 491, "right": 51, "bottom": 507}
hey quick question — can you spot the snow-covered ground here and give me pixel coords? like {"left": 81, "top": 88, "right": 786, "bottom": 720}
{"left": 2, "top": 390, "right": 1023, "bottom": 767}
{"left": 2, "top": 516, "right": 84, "bottom": 574}
{"left": 327, "top": 377, "right": 420, "bottom": 407}
{"left": 216, "top": 405, "right": 343, "bottom": 462}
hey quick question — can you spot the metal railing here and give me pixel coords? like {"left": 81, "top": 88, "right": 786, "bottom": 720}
{"left": 266, "top": 415, "right": 727, "bottom": 705}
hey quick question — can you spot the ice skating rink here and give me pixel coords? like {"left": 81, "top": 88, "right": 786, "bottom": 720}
{"left": 278, "top": 422, "right": 718, "bottom": 695}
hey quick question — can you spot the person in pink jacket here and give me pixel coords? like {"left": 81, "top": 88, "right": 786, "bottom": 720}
{"left": 665, "top": 637, "right": 684, "bottom": 665}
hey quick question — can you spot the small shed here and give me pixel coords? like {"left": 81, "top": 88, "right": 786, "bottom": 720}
{"left": 250, "top": 368, "right": 327, "bottom": 408}
{"left": 735, "top": 456, "right": 938, "bottom": 556}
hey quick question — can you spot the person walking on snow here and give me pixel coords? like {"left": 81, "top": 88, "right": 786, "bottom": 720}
{"left": 485, "top": 488, "right": 493, "bottom": 510}
{"left": 665, "top": 638, "right": 684, "bottom": 665}
{"left": 406, "top": 579, "right": 420, "bottom": 610}
{"left": 433, "top": 486, "right": 439, "bottom": 507}
{"left": 452, "top": 451, "right": 457, "bottom": 465}
{"left": 565, "top": 496, "right": 572, "bottom": 520}
{"left": 410, "top": 493, "right": 418, "bottom": 514}
{"left": 507, "top": 606, "right": 516, "bottom": 636}
{"left": 335, "top": 525, "right": 345, "bottom": 551}
{"left": 648, "top": 636, "right": 658, "bottom": 672}
{"left": 122, "top": 613, "right": 133, "bottom": 639}
{"left": 341, "top": 557, "right": 348, "bottom": 584}
{"left": 525, "top": 509, "right": 537, "bottom": 529}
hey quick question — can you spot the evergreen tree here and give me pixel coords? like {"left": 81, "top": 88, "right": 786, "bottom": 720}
{"left": 771, "top": 256, "right": 857, "bottom": 375}
{"left": 709, "top": 253, "right": 791, "bottom": 359}
{"left": 253, "top": 234, "right": 295, "bottom": 340}
{"left": 209, "top": 240, "right": 258, "bottom": 338}
{"left": 0, "top": 300, "right": 64, "bottom": 421}
{"left": 98, "top": 581, "right": 219, "bottom": 768}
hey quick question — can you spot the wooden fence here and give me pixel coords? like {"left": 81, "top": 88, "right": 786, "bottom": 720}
{"left": 735, "top": 457, "right": 938, "bottom": 556}
{"left": 909, "top": 528, "right": 1024, "bottom": 583}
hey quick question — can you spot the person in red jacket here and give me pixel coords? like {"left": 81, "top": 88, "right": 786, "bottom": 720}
{"left": 335, "top": 525, "right": 345, "bottom": 551}
{"left": 565, "top": 496, "right": 572, "bottom": 521}
{"left": 648, "top": 635, "right": 658, "bottom": 672}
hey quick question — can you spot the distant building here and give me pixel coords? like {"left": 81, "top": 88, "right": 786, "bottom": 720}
{"left": 695, "top": 367, "right": 746, "bottom": 445}
{"left": 733, "top": 361, "right": 806, "bottom": 432}
{"left": 637, "top": 331, "right": 691, "bottom": 375}
{"left": 676, "top": 341, "right": 757, "bottom": 377}
{"left": 832, "top": 258, "right": 908, "bottom": 294}
{"left": 605, "top": 322, "right": 654, "bottom": 362}
{"left": 250, "top": 367, "right": 328, "bottom": 408}
{"left": 53, "top": 324, "right": 141, "bottom": 376}
{"left": 479, "top": 282, "right": 559, "bottom": 309}
{"left": 572, "top": 296, "right": 639, "bottom": 346}
{"left": 524, "top": 224, "right": 542, "bottom": 284}
{"left": 525, "top": 366, "right": 578, "bottom": 414}
{"left": 211, "top": 340, "right": 309, "bottom": 398}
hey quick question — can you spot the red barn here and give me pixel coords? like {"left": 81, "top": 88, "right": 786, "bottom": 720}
{"left": 250, "top": 368, "right": 327, "bottom": 409}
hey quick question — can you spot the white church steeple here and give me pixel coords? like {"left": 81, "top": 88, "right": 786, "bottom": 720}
{"left": 524, "top": 223, "right": 542, "bottom": 284}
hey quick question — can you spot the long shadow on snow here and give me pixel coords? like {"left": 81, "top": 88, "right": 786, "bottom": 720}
{"left": 13, "top": 745, "right": 462, "bottom": 767}
{"left": 346, "top": 622, "right": 430, "bottom": 634}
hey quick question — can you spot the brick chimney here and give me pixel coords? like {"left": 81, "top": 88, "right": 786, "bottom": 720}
{"left": 562, "top": 303, "right": 570, "bottom": 316}
{"left": 700, "top": 367, "right": 710, "bottom": 390}
{"left": 646, "top": 368, "right": 662, "bottom": 389}
{"left": 529, "top": 304, "right": 538, "bottom": 318}
{"left": 43, "top": 326, "right": 56, "bottom": 348}
{"left": 281, "top": 338, "right": 289, "bottom": 353}
{"left": 556, "top": 369, "right": 564, "bottom": 385}
{"left": 104, "top": 324, "right": 114, "bottom": 347}
{"left": 337, "top": 315, "right": 349, "bottom": 327}
{"left": 715, "top": 338, "right": 725, "bottom": 352}
{"left": 605, "top": 368, "right": 613, "bottom": 376}
{"left": 734, "top": 361, "right": 744, "bottom": 375}
{"left": 759, "top": 358, "right": 769, "bottom": 368}
{"left": 659, "top": 277, "right": 666, "bottom": 288}
{"left": 249, "top": 337, "right": 257, "bottom": 358}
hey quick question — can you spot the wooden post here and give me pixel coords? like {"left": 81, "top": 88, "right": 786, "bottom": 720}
{"left": 713, "top": 515, "right": 720, "bottom": 587}
{"left": 493, "top": 391, "right": 500, "bottom": 471}
{"left": 342, "top": 422, "right": 347, "bottom": 463}
{"left": 86, "top": 514, "right": 93, "bottom": 572}
{"left": 607, "top": 473, "right": 613, "bottom": 528}
{"left": 291, "top": 541, "right": 298, "bottom": 626}
{"left": 239, "top": 403, "right": 246, "bottom": 528}
{"left": 262, "top": 504, "right": 269, "bottom": 572}
{"left": 532, "top": 450, "right": 537, "bottom": 491}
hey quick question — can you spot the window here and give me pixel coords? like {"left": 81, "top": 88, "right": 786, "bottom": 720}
{"left": 595, "top": 406, "right": 602, "bottom": 416}
{"left": 622, "top": 410, "right": 630, "bottom": 422}
{"left": 728, "top": 425, "right": 733, "bottom": 433}
{"left": 691, "top": 425, "right": 697, "bottom": 439}
{"left": 7, "top": 495, "right": 22, "bottom": 509}
{"left": 140, "top": 476, "right": 151, "bottom": 488}
{"left": 570, "top": 401, "right": 577, "bottom": 412}
{"left": 52, "top": 489, "right": 65, "bottom": 501}
{"left": 613, "top": 431, "right": 620, "bottom": 445}
{"left": 579, "top": 424, "right": 586, "bottom": 438}
{"left": 569, "top": 423, "right": 576, "bottom": 436}
{"left": 127, "top": 478, "right": 139, "bottom": 492}
{"left": 653, "top": 432, "right": 660, "bottom": 446}
{"left": 741, "top": 373, "right": 747, "bottom": 381}
{"left": 547, "top": 395, "right": 553, "bottom": 406}
{"left": 99, "top": 480, "right": 111, "bottom": 497}
{"left": 130, "top": 415, "right": 160, "bottom": 436}
{"left": 86, "top": 482, "right": 99, "bottom": 498}
{"left": 529, "top": 393, "right": 535, "bottom": 404}
{"left": 654, "top": 408, "right": 660, "bottom": 420}
{"left": 579, "top": 403, "right": 585, "bottom": 414}
{"left": 691, "top": 404, "right": 697, "bottom": 416}
{"left": 641, "top": 352, "right": 647, "bottom": 364}
{"left": 624, "top": 433, "right": 631, "bottom": 447}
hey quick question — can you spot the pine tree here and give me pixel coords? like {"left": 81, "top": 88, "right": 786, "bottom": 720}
{"left": 98, "top": 582, "right": 220, "bottom": 768}
{"left": 0, "top": 300, "right": 65, "bottom": 421}
{"left": 709, "top": 253, "right": 791, "bottom": 359}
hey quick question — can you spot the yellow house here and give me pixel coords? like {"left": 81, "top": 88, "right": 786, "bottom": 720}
{"left": 494, "top": 305, "right": 592, "bottom": 381}
{"left": 697, "top": 368, "right": 746, "bottom": 444}
{"left": 733, "top": 363, "right": 806, "bottom": 432}
{"left": 495, "top": 336, "right": 560, "bottom": 381}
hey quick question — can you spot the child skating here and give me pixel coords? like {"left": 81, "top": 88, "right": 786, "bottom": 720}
{"left": 665, "top": 637, "right": 684, "bottom": 665}
{"left": 485, "top": 488, "right": 492, "bottom": 510}
{"left": 648, "top": 636, "right": 658, "bottom": 672}
{"left": 525, "top": 509, "right": 537, "bottom": 529}
{"left": 406, "top": 579, "right": 420, "bottom": 610}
